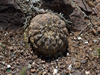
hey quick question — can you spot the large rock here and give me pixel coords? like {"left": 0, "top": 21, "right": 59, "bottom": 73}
{"left": 73, "top": 0, "right": 92, "bottom": 12}
{"left": 41, "top": 0, "right": 86, "bottom": 31}
{"left": 69, "top": 8, "right": 85, "bottom": 30}
{"left": 0, "top": 0, "right": 25, "bottom": 30}
{"left": 41, "top": 0, "right": 74, "bottom": 19}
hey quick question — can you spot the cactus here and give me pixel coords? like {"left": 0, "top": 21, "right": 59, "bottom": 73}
{"left": 24, "top": 13, "right": 69, "bottom": 57}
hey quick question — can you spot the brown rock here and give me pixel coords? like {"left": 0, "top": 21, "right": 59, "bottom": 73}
{"left": 0, "top": 0, "right": 25, "bottom": 30}
{"left": 41, "top": 60, "right": 45, "bottom": 64}
{"left": 37, "top": 71, "right": 43, "bottom": 75}
{"left": 69, "top": 8, "right": 86, "bottom": 31}
{"left": 30, "top": 69, "right": 36, "bottom": 73}
{"left": 97, "top": 27, "right": 100, "bottom": 33}
{"left": 11, "top": 67, "right": 15, "bottom": 70}
{"left": 73, "top": 0, "right": 92, "bottom": 12}
{"left": 74, "top": 61, "right": 81, "bottom": 69}
{"left": 92, "top": 28, "right": 97, "bottom": 35}
{"left": 41, "top": 0, "right": 86, "bottom": 31}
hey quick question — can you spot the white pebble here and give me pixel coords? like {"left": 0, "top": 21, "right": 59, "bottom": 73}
{"left": 56, "top": 66, "right": 58, "bottom": 68}
{"left": 98, "top": 38, "right": 100, "bottom": 40}
{"left": 68, "top": 64, "right": 72, "bottom": 71}
{"left": 67, "top": 53, "right": 70, "bottom": 56}
{"left": 32, "top": 62, "right": 35, "bottom": 65}
{"left": 43, "top": 71, "right": 47, "bottom": 75}
{"left": 26, "top": 0, "right": 29, "bottom": 2}
{"left": 89, "top": 48, "right": 92, "bottom": 51}
{"left": 84, "top": 41, "right": 88, "bottom": 44}
{"left": 77, "top": 37, "right": 82, "bottom": 40}
{"left": 93, "top": 40, "right": 97, "bottom": 43}
{"left": 73, "top": 37, "right": 76, "bottom": 40}
{"left": 32, "top": 0, "right": 40, "bottom": 3}
{"left": 28, "top": 64, "right": 31, "bottom": 69}
{"left": 2, "top": 61, "right": 5, "bottom": 64}
{"left": 5, "top": 32, "right": 8, "bottom": 36}
{"left": 0, "top": 56, "right": 4, "bottom": 58}
{"left": 80, "top": 34, "right": 83, "bottom": 36}
{"left": 7, "top": 65, "right": 11, "bottom": 68}
{"left": 85, "top": 71, "right": 90, "bottom": 75}
{"left": 53, "top": 69, "right": 58, "bottom": 75}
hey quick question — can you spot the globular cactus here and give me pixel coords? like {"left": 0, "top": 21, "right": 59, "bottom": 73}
{"left": 25, "top": 13, "right": 69, "bottom": 57}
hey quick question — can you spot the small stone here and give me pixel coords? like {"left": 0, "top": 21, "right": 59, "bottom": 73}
{"left": 97, "top": 27, "right": 100, "bottom": 33}
{"left": 84, "top": 41, "right": 88, "bottom": 44}
{"left": 26, "top": 0, "right": 29, "bottom": 2}
{"left": 81, "top": 59, "right": 87, "bottom": 64}
{"left": 70, "top": 33, "right": 73, "bottom": 36}
{"left": 93, "top": 40, "right": 97, "bottom": 43}
{"left": 8, "top": 46, "right": 13, "bottom": 50}
{"left": 85, "top": 71, "right": 90, "bottom": 75}
{"left": 30, "top": 69, "right": 36, "bottom": 73}
{"left": 92, "top": 28, "right": 97, "bottom": 35}
{"left": 53, "top": 69, "right": 58, "bottom": 75}
{"left": 28, "top": 64, "right": 31, "bottom": 69}
{"left": 72, "top": 70, "right": 81, "bottom": 75}
{"left": 68, "top": 64, "right": 72, "bottom": 71}
{"left": 32, "top": 62, "right": 35, "bottom": 65}
{"left": 41, "top": 60, "right": 45, "bottom": 64}
{"left": 16, "top": 62, "right": 20, "bottom": 65}
{"left": 11, "top": 67, "right": 14, "bottom": 70}
{"left": 89, "top": 48, "right": 92, "bottom": 51}
{"left": 37, "top": 71, "right": 43, "bottom": 75}
{"left": 77, "top": 37, "right": 82, "bottom": 40}
{"left": 2, "top": 61, "right": 5, "bottom": 64}
{"left": 0, "top": 55, "right": 4, "bottom": 58}
{"left": 67, "top": 53, "right": 70, "bottom": 56}
{"left": 43, "top": 71, "right": 46, "bottom": 75}
{"left": 73, "top": 41, "right": 76, "bottom": 43}
{"left": 74, "top": 61, "right": 81, "bottom": 69}
{"left": 7, "top": 65, "right": 11, "bottom": 68}
{"left": 98, "top": 38, "right": 100, "bottom": 40}
{"left": 73, "top": 37, "right": 76, "bottom": 40}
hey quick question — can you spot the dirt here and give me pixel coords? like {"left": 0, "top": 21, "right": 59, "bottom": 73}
{"left": 0, "top": 0, "right": 100, "bottom": 75}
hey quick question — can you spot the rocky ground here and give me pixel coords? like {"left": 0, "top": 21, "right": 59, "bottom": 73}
{"left": 0, "top": 0, "right": 100, "bottom": 75}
